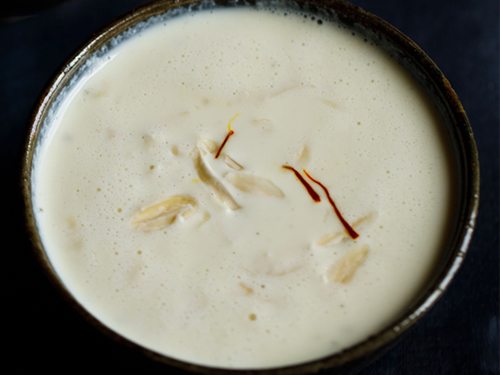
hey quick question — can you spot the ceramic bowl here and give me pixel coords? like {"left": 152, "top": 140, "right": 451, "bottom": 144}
{"left": 22, "top": 0, "right": 479, "bottom": 373}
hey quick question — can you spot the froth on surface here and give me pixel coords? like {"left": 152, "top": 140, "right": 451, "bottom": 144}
{"left": 33, "top": 7, "right": 455, "bottom": 369}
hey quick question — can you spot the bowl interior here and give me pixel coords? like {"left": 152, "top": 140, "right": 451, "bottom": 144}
{"left": 22, "top": 0, "right": 479, "bottom": 373}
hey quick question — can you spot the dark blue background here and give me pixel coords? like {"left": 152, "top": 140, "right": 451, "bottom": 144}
{"left": 2, "top": 1, "right": 498, "bottom": 373}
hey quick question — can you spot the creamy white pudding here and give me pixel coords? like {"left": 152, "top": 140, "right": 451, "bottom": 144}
{"left": 33, "top": 7, "right": 455, "bottom": 369}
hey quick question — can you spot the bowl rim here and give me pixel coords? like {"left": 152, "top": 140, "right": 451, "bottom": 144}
{"left": 21, "top": 0, "right": 480, "bottom": 373}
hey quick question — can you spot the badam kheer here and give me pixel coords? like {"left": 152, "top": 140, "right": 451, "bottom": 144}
{"left": 33, "top": 7, "right": 455, "bottom": 369}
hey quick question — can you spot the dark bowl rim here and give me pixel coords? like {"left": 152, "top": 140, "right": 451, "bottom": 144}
{"left": 21, "top": 0, "right": 480, "bottom": 373}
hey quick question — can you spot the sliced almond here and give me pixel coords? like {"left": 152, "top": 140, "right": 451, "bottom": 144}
{"left": 197, "top": 140, "right": 243, "bottom": 170}
{"left": 198, "top": 139, "right": 218, "bottom": 154}
{"left": 171, "top": 145, "right": 181, "bottom": 156}
{"left": 178, "top": 206, "right": 197, "bottom": 220}
{"left": 317, "top": 213, "right": 376, "bottom": 246}
{"left": 322, "top": 99, "right": 337, "bottom": 109}
{"left": 223, "top": 154, "right": 244, "bottom": 170}
{"left": 132, "top": 195, "right": 197, "bottom": 232}
{"left": 267, "top": 263, "right": 302, "bottom": 277}
{"left": 328, "top": 245, "right": 369, "bottom": 283}
{"left": 225, "top": 172, "right": 284, "bottom": 198}
{"left": 269, "top": 84, "right": 300, "bottom": 98}
{"left": 186, "top": 209, "right": 211, "bottom": 227}
{"left": 239, "top": 282, "right": 254, "bottom": 296}
{"left": 317, "top": 231, "right": 345, "bottom": 246}
{"left": 194, "top": 152, "right": 240, "bottom": 210}
{"left": 296, "top": 144, "right": 310, "bottom": 166}
{"left": 269, "top": 83, "right": 315, "bottom": 99}
{"left": 249, "top": 253, "right": 304, "bottom": 277}
{"left": 197, "top": 210, "right": 211, "bottom": 226}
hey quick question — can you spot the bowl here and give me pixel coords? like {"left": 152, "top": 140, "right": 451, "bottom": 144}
{"left": 22, "top": 0, "right": 479, "bottom": 373}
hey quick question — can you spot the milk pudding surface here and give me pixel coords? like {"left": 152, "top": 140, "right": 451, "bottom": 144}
{"left": 33, "top": 7, "right": 455, "bottom": 368}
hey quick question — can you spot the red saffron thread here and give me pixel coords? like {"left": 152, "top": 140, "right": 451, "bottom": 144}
{"left": 303, "top": 169, "right": 359, "bottom": 240}
{"left": 215, "top": 130, "right": 234, "bottom": 159}
{"left": 215, "top": 114, "right": 238, "bottom": 159}
{"left": 282, "top": 165, "right": 321, "bottom": 202}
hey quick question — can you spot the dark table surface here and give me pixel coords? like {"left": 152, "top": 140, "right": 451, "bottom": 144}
{"left": 2, "top": 0, "right": 498, "bottom": 374}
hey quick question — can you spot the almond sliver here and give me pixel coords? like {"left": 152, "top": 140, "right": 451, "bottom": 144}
{"left": 328, "top": 245, "right": 369, "bottom": 283}
{"left": 132, "top": 195, "right": 197, "bottom": 232}
{"left": 194, "top": 152, "right": 240, "bottom": 210}
{"left": 225, "top": 172, "right": 284, "bottom": 198}
{"left": 223, "top": 154, "right": 244, "bottom": 170}
{"left": 317, "top": 212, "right": 376, "bottom": 246}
